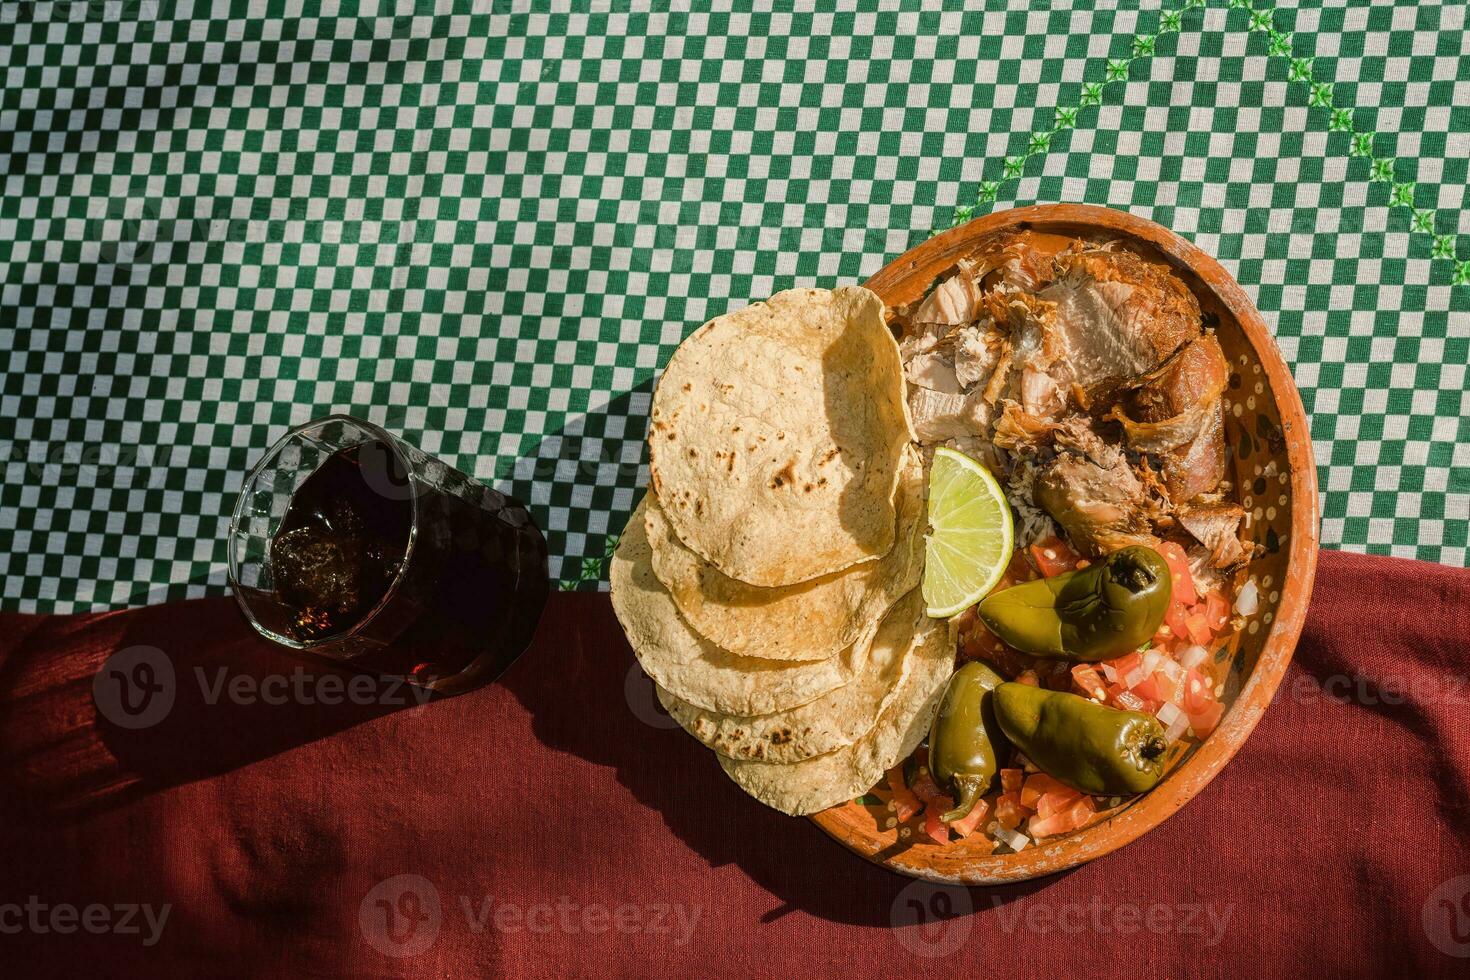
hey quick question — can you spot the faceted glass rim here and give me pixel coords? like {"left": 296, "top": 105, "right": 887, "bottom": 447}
{"left": 226, "top": 414, "right": 421, "bottom": 652}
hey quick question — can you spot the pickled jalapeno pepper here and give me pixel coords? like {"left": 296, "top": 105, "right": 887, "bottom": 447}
{"left": 927, "top": 662, "right": 1010, "bottom": 822}
{"left": 977, "top": 545, "right": 1173, "bottom": 661}
{"left": 992, "top": 681, "right": 1168, "bottom": 795}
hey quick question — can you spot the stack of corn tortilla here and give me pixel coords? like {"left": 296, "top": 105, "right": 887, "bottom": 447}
{"left": 610, "top": 286, "right": 954, "bottom": 816}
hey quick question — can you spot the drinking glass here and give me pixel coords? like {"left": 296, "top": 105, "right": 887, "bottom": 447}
{"left": 228, "top": 415, "right": 548, "bottom": 691}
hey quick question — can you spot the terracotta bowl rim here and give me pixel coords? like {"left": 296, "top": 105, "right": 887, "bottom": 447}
{"left": 809, "top": 203, "right": 1321, "bottom": 885}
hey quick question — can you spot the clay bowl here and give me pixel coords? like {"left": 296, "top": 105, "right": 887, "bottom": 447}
{"left": 810, "top": 203, "right": 1320, "bottom": 884}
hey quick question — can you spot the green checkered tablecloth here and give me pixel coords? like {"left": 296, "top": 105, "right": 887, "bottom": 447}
{"left": 2, "top": 0, "right": 1468, "bottom": 612}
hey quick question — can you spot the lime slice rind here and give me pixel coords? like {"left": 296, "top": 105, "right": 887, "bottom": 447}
{"left": 921, "top": 447, "right": 1015, "bottom": 619}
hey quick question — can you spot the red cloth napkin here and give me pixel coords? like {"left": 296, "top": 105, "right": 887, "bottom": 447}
{"left": 1, "top": 549, "right": 1467, "bottom": 977}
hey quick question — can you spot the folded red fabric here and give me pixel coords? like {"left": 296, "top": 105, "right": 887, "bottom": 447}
{"left": 1, "top": 549, "right": 1467, "bottom": 977}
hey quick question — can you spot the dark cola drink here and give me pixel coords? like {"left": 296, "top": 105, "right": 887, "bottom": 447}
{"left": 230, "top": 418, "right": 548, "bottom": 692}
{"left": 270, "top": 442, "right": 414, "bottom": 642}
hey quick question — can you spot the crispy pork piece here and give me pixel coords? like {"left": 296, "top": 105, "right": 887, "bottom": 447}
{"left": 910, "top": 256, "right": 987, "bottom": 336}
{"left": 953, "top": 324, "right": 1004, "bottom": 390}
{"left": 1033, "top": 418, "right": 1160, "bottom": 556}
{"left": 1177, "top": 499, "right": 1251, "bottom": 570}
{"left": 905, "top": 352, "right": 961, "bottom": 394}
{"left": 992, "top": 400, "right": 1059, "bottom": 455}
{"left": 1035, "top": 246, "right": 1202, "bottom": 390}
{"left": 1186, "top": 544, "right": 1227, "bottom": 594}
{"left": 975, "top": 230, "right": 1054, "bottom": 293}
{"left": 907, "top": 387, "right": 994, "bottom": 443}
{"left": 1112, "top": 334, "right": 1231, "bottom": 502}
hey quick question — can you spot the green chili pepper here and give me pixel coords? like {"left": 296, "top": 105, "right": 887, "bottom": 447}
{"left": 927, "top": 662, "right": 1010, "bottom": 823}
{"left": 992, "top": 682, "right": 1168, "bottom": 795}
{"left": 977, "top": 545, "right": 1172, "bottom": 661}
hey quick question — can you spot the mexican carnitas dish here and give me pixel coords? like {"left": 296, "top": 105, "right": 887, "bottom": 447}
{"left": 610, "top": 228, "right": 1258, "bottom": 854}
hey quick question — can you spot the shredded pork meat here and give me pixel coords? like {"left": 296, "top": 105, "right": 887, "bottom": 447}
{"left": 893, "top": 234, "right": 1253, "bottom": 570}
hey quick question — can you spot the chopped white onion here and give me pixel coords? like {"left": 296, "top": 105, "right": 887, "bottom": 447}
{"left": 1142, "top": 650, "right": 1162, "bottom": 676}
{"left": 993, "top": 825, "right": 1030, "bottom": 852}
{"left": 1159, "top": 657, "right": 1185, "bottom": 681}
{"left": 1179, "top": 645, "right": 1210, "bottom": 671}
{"left": 1123, "top": 666, "right": 1146, "bottom": 689}
{"left": 1101, "top": 663, "right": 1118, "bottom": 683}
{"left": 1235, "top": 578, "right": 1260, "bottom": 616}
{"left": 1156, "top": 700, "right": 1182, "bottom": 725}
{"left": 1164, "top": 708, "right": 1191, "bottom": 743}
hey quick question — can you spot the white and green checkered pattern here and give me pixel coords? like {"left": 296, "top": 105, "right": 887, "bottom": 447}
{"left": 2, "top": 0, "right": 1467, "bottom": 612}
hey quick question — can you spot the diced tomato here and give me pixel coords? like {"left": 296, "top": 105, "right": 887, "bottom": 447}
{"left": 1108, "top": 651, "right": 1144, "bottom": 679}
{"left": 1182, "top": 668, "right": 1214, "bottom": 715}
{"left": 885, "top": 767, "right": 921, "bottom": 822}
{"left": 1016, "top": 669, "right": 1041, "bottom": 687}
{"left": 1151, "top": 669, "right": 1182, "bottom": 705}
{"left": 1071, "top": 664, "right": 1107, "bottom": 701}
{"left": 1064, "top": 796, "right": 1096, "bottom": 832}
{"left": 1000, "top": 768, "right": 1024, "bottom": 794}
{"left": 1156, "top": 541, "right": 1198, "bottom": 606}
{"left": 995, "top": 791, "right": 1027, "bottom": 830}
{"left": 1115, "top": 689, "right": 1146, "bottom": 713}
{"left": 1029, "top": 536, "right": 1081, "bottom": 578}
{"left": 910, "top": 769, "right": 944, "bottom": 805}
{"left": 948, "top": 798, "right": 990, "bottom": 838}
{"left": 1181, "top": 605, "right": 1214, "bottom": 646}
{"left": 1131, "top": 673, "right": 1163, "bottom": 702}
{"left": 1019, "top": 781, "right": 1042, "bottom": 810}
{"left": 1189, "top": 700, "right": 1225, "bottom": 736}
{"left": 1202, "top": 591, "right": 1230, "bottom": 631}
{"left": 1021, "top": 773, "right": 1072, "bottom": 807}
{"left": 1163, "top": 602, "right": 1191, "bottom": 644}
{"left": 923, "top": 797, "right": 953, "bottom": 844}
{"left": 1037, "top": 786, "right": 1082, "bottom": 820}
{"left": 1026, "top": 811, "right": 1073, "bottom": 838}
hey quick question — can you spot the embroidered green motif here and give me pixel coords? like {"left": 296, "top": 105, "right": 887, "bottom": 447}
{"left": 560, "top": 534, "right": 620, "bottom": 592}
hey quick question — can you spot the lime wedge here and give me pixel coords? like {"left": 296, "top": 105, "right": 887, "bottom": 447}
{"left": 921, "top": 447, "right": 1015, "bottom": 618}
